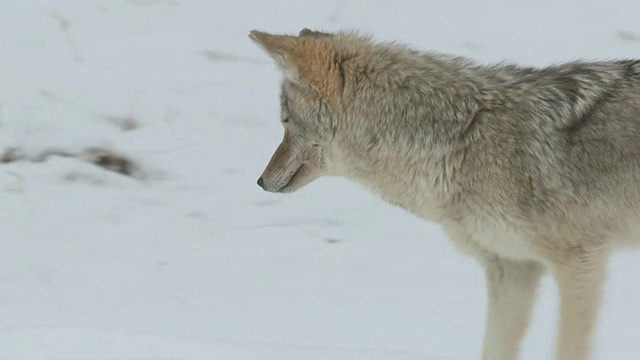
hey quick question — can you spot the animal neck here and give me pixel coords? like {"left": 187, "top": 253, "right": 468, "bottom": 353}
{"left": 336, "top": 130, "right": 456, "bottom": 221}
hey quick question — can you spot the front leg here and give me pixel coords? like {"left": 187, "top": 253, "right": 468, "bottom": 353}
{"left": 548, "top": 245, "right": 609, "bottom": 360}
{"left": 481, "top": 257, "right": 544, "bottom": 360}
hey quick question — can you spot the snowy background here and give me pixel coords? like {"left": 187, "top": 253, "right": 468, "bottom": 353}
{"left": 1, "top": 0, "right": 639, "bottom": 359}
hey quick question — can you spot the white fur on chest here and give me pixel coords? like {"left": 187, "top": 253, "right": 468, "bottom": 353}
{"left": 371, "top": 182, "right": 543, "bottom": 260}
{"left": 472, "top": 228, "right": 535, "bottom": 260}
{"left": 459, "top": 218, "right": 539, "bottom": 261}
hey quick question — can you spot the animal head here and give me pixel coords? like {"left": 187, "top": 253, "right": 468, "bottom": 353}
{"left": 250, "top": 28, "right": 351, "bottom": 193}
{"left": 249, "top": 28, "right": 451, "bottom": 194}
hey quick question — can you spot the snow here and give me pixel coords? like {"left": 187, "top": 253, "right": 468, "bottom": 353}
{"left": 1, "top": 0, "right": 639, "bottom": 359}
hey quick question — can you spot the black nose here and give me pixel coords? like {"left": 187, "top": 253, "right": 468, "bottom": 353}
{"left": 257, "top": 177, "right": 265, "bottom": 188}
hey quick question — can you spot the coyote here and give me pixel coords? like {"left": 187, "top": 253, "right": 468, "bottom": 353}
{"left": 250, "top": 28, "right": 640, "bottom": 360}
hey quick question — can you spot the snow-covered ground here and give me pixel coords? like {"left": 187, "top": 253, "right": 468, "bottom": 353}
{"left": 1, "top": 0, "right": 639, "bottom": 359}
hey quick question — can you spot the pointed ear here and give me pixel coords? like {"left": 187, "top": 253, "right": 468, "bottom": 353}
{"left": 248, "top": 30, "right": 298, "bottom": 70}
{"left": 249, "top": 29, "right": 344, "bottom": 101}
{"left": 298, "top": 28, "right": 334, "bottom": 38}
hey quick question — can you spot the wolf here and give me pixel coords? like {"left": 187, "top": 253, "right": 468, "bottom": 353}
{"left": 249, "top": 28, "right": 640, "bottom": 360}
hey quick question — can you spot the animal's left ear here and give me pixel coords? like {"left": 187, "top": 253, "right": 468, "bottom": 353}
{"left": 249, "top": 30, "right": 344, "bottom": 100}
{"left": 249, "top": 30, "right": 299, "bottom": 73}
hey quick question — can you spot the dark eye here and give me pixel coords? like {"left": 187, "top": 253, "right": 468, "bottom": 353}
{"left": 282, "top": 117, "right": 290, "bottom": 123}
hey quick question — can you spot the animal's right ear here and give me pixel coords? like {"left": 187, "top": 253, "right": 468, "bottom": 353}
{"left": 298, "top": 28, "right": 334, "bottom": 38}
{"left": 249, "top": 30, "right": 301, "bottom": 81}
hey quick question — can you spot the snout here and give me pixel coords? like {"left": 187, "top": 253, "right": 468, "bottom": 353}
{"left": 257, "top": 130, "right": 326, "bottom": 193}
{"left": 257, "top": 163, "right": 305, "bottom": 193}
{"left": 257, "top": 130, "right": 300, "bottom": 193}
